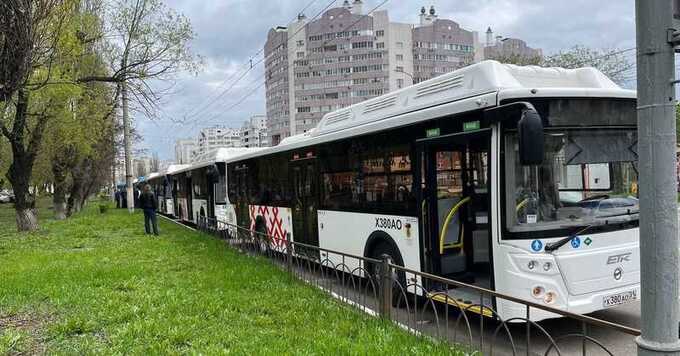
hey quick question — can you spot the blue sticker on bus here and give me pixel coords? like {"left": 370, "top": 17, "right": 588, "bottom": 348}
{"left": 571, "top": 236, "right": 581, "bottom": 249}
{"left": 531, "top": 240, "right": 543, "bottom": 252}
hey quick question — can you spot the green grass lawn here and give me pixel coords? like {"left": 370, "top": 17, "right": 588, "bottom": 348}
{"left": 0, "top": 200, "right": 460, "bottom": 355}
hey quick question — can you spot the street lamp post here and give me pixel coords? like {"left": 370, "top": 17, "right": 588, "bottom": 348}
{"left": 394, "top": 69, "right": 414, "bottom": 87}
{"left": 635, "top": 1, "right": 680, "bottom": 355}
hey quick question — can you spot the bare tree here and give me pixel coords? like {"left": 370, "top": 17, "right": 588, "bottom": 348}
{"left": 150, "top": 151, "right": 160, "bottom": 172}
{"left": 542, "top": 46, "right": 634, "bottom": 85}
{"left": 486, "top": 53, "right": 542, "bottom": 66}
{"left": 89, "top": 0, "right": 200, "bottom": 213}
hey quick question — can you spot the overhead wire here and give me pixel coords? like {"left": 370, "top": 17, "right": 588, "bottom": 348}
{"left": 166, "top": 0, "right": 323, "bottom": 123}
{"left": 182, "top": 0, "right": 343, "bottom": 130}
{"left": 149, "top": 0, "right": 339, "bottom": 145}
{"left": 193, "top": 0, "right": 394, "bottom": 130}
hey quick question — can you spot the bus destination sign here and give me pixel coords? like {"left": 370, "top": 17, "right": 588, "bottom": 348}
{"left": 463, "top": 120, "right": 480, "bottom": 131}
{"left": 426, "top": 128, "right": 440, "bottom": 137}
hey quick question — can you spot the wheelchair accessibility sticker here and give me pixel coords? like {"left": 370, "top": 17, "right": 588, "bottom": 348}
{"left": 531, "top": 240, "right": 543, "bottom": 252}
{"left": 571, "top": 236, "right": 581, "bottom": 249}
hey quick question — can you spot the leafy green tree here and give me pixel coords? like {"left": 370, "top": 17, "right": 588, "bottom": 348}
{"left": 0, "top": 0, "right": 198, "bottom": 230}
{"left": 0, "top": 0, "right": 90, "bottom": 230}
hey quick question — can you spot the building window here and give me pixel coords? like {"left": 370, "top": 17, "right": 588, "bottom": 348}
{"left": 376, "top": 30, "right": 385, "bottom": 37}
{"left": 396, "top": 41, "right": 404, "bottom": 49}
{"left": 352, "top": 41, "right": 373, "bottom": 49}
{"left": 396, "top": 66, "right": 404, "bottom": 73}
{"left": 397, "top": 78, "right": 404, "bottom": 89}
{"left": 296, "top": 40, "right": 304, "bottom": 47}
{"left": 396, "top": 54, "right": 403, "bottom": 61}
{"left": 296, "top": 51, "right": 305, "bottom": 59}
{"left": 297, "top": 107, "right": 310, "bottom": 113}
{"left": 376, "top": 42, "right": 385, "bottom": 49}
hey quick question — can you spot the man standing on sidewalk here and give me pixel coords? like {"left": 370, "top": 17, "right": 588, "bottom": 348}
{"left": 140, "top": 184, "right": 159, "bottom": 236}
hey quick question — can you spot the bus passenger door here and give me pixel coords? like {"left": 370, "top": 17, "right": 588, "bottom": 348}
{"left": 186, "top": 176, "right": 193, "bottom": 222}
{"left": 234, "top": 166, "right": 250, "bottom": 229}
{"left": 417, "top": 129, "right": 492, "bottom": 288}
{"left": 290, "top": 159, "right": 320, "bottom": 256}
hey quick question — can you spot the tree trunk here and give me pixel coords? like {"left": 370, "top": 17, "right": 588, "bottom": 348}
{"left": 51, "top": 148, "right": 74, "bottom": 220}
{"left": 15, "top": 208, "right": 38, "bottom": 231}
{"left": 5, "top": 90, "right": 42, "bottom": 232}
{"left": 67, "top": 161, "right": 85, "bottom": 216}
{"left": 52, "top": 171, "right": 67, "bottom": 220}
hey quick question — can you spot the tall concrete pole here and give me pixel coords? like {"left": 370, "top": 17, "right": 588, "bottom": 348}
{"left": 121, "top": 80, "right": 135, "bottom": 214}
{"left": 636, "top": 1, "right": 680, "bottom": 355}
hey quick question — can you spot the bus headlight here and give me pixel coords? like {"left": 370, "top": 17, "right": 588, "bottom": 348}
{"left": 544, "top": 291, "right": 557, "bottom": 304}
{"left": 543, "top": 262, "right": 552, "bottom": 271}
{"left": 527, "top": 260, "right": 537, "bottom": 270}
{"left": 531, "top": 286, "right": 545, "bottom": 298}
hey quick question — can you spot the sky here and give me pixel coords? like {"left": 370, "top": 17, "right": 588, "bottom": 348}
{"left": 136, "top": 0, "right": 637, "bottom": 160}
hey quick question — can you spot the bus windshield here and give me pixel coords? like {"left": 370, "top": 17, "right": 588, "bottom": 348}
{"left": 504, "top": 128, "right": 639, "bottom": 235}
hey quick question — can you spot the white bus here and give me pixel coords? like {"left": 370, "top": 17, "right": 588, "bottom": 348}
{"left": 186, "top": 61, "right": 640, "bottom": 320}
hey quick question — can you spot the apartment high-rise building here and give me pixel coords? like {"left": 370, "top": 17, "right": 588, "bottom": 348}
{"left": 196, "top": 126, "right": 241, "bottom": 156}
{"left": 483, "top": 27, "right": 542, "bottom": 60}
{"left": 174, "top": 139, "right": 196, "bottom": 164}
{"left": 266, "top": 1, "right": 419, "bottom": 145}
{"left": 264, "top": 4, "right": 540, "bottom": 145}
{"left": 412, "top": 6, "right": 482, "bottom": 84}
{"left": 133, "top": 156, "right": 153, "bottom": 178}
{"left": 264, "top": 26, "right": 290, "bottom": 146}
{"left": 241, "top": 115, "right": 269, "bottom": 147}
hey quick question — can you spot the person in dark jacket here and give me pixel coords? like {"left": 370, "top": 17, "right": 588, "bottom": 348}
{"left": 115, "top": 190, "right": 121, "bottom": 208}
{"left": 139, "top": 184, "right": 159, "bottom": 235}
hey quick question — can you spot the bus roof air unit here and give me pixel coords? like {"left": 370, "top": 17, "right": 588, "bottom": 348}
{"left": 313, "top": 60, "right": 631, "bottom": 138}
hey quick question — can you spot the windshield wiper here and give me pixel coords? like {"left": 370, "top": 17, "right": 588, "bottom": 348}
{"left": 544, "top": 224, "right": 594, "bottom": 253}
{"left": 595, "top": 209, "right": 639, "bottom": 219}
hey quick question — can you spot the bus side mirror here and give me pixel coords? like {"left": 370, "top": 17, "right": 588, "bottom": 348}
{"left": 518, "top": 108, "right": 544, "bottom": 165}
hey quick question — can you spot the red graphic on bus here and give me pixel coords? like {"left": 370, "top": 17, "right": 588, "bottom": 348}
{"left": 249, "top": 205, "right": 289, "bottom": 247}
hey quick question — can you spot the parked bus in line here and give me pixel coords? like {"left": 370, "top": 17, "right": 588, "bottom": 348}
{"left": 145, "top": 164, "right": 191, "bottom": 217}
{"left": 148, "top": 149, "right": 263, "bottom": 225}
{"left": 162, "top": 61, "right": 640, "bottom": 320}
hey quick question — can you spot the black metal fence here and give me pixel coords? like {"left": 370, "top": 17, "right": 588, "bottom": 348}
{"left": 196, "top": 216, "right": 641, "bottom": 355}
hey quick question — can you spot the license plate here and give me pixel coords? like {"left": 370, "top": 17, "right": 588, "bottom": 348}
{"left": 603, "top": 290, "right": 638, "bottom": 308}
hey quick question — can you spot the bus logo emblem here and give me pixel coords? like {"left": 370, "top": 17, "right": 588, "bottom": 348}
{"left": 607, "top": 253, "right": 632, "bottom": 265}
{"left": 614, "top": 267, "right": 623, "bottom": 280}
{"left": 531, "top": 240, "right": 543, "bottom": 252}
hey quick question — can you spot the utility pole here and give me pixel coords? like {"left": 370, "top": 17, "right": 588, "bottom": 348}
{"left": 121, "top": 80, "right": 135, "bottom": 214}
{"left": 636, "top": 1, "right": 680, "bottom": 355}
